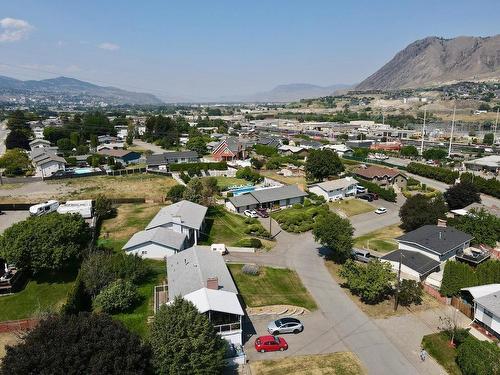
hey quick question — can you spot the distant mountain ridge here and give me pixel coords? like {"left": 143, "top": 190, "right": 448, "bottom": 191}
{"left": 231, "top": 83, "right": 353, "bottom": 103}
{"left": 0, "top": 75, "right": 163, "bottom": 105}
{"left": 356, "top": 35, "right": 500, "bottom": 90}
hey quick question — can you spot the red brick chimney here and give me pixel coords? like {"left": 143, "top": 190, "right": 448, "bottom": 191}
{"left": 207, "top": 277, "right": 219, "bottom": 290}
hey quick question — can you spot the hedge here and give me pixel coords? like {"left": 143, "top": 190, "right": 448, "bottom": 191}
{"left": 440, "top": 260, "right": 500, "bottom": 297}
{"left": 169, "top": 161, "right": 227, "bottom": 172}
{"left": 461, "top": 172, "right": 500, "bottom": 199}
{"left": 357, "top": 179, "right": 397, "bottom": 202}
{"left": 406, "top": 162, "right": 459, "bottom": 184}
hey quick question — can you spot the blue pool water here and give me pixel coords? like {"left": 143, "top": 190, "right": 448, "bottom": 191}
{"left": 73, "top": 168, "right": 94, "bottom": 175}
{"left": 229, "top": 186, "right": 255, "bottom": 196}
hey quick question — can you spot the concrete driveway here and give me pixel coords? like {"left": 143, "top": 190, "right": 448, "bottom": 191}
{"left": 350, "top": 195, "right": 404, "bottom": 236}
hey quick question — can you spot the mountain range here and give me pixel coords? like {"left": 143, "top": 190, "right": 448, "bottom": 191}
{"left": 0, "top": 76, "right": 163, "bottom": 105}
{"left": 356, "top": 35, "right": 500, "bottom": 91}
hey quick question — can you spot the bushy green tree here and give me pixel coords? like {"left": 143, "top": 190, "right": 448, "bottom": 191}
{"left": 235, "top": 166, "right": 262, "bottom": 183}
{"left": 0, "top": 313, "right": 151, "bottom": 374}
{"left": 400, "top": 145, "right": 419, "bottom": 157}
{"left": 251, "top": 157, "right": 264, "bottom": 170}
{"left": 483, "top": 133, "right": 494, "bottom": 145}
{"left": 0, "top": 148, "right": 31, "bottom": 176}
{"left": 423, "top": 148, "right": 447, "bottom": 160}
{"left": 0, "top": 213, "right": 91, "bottom": 274}
{"left": 5, "top": 129, "right": 30, "bottom": 150}
{"left": 398, "top": 279, "right": 423, "bottom": 306}
{"left": 456, "top": 336, "right": 500, "bottom": 375}
{"left": 186, "top": 137, "right": 207, "bottom": 155}
{"left": 305, "top": 149, "right": 344, "bottom": 181}
{"left": 440, "top": 261, "right": 477, "bottom": 297}
{"left": 450, "top": 209, "right": 500, "bottom": 246}
{"left": 399, "top": 194, "right": 448, "bottom": 232}
{"left": 339, "top": 259, "right": 395, "bottom": 304}
{"left": 150, "top": 297, "right": 226, "bottom": 375}
{"left": 312, "top": 211, "right": 353, "bottom": 262}
{"left": 407, "top": 162, "right": 459, "bottom": 184}
{"left": 93, "top": 279, "right": 139, "bottom": 313}
{"left": 167, "top": 184, "right": 186, "bottom": 202}
{"left": 94, "top": 194, "right": 115, "bottom": 219}
{"left": 444, "top": 181, "right": 481, "bottom": 210}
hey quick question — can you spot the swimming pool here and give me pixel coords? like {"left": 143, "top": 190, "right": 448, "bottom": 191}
{"left": 73, "top": 168, "right": 94, "bottom": 175}
{"left": 229, "top": 185, "right": 255, "bottom": 196}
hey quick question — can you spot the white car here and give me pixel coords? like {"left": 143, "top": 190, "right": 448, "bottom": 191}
{"left": 375, "top": 207, "right": 387, "bottom": 214}
{"left": 244, "top": 209, "right": 259, "bottom": 218}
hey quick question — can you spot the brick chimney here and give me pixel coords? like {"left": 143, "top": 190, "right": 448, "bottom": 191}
{"left": 437, "top": 219, "right": 447, "bottom": 228}
{"left": 207, "top": 277, "right": 219, "bottom": 290}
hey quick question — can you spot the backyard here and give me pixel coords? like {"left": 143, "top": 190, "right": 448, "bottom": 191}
{"left": 260, "top": 170, "right": 307, "bottom": 189}
{"left": 228, "top": 264, "right": 316, "bottom": 310}
{"left": 206, "top": 176, "right": 248, "bottom": 191}
{"left": 329, "top": 199, "right": 374, "bottom": 217}
{"left": 98, "top": 203, "right": 163, "bottom": 251}
{"left": 249, "top": 352, "right": 365, "bottom": 375}
{"left": 353, "top": 224, "right": 403, "bottom": 253}
{"left": 0, "top": 268, "right": 78, "bottom": 321}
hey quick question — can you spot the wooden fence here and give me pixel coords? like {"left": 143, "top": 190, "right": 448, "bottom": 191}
{"left": 451, "top": 296, "right": 474, "bottom": 319}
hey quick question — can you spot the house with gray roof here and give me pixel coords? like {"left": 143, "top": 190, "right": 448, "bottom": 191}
{"left": 166, "top": 246, "right": 244, "bottom": 345}
{"left": 146, "top": 151, "right": 199, "bottom": 170}
{"left": 146, "top": 200, "right": 208, "bottom": 245}
{"left": 381, "top": 224, "right": 473, "bottom": 280}
{"left": 225, "top": 185, "right": 307, "bottom": 213}
{"left": 308, "top": 177, "right": 358, "bottom": 201}
{"left": 463, "top": 284, "right": 500, "bottom": 338}
{"left": 31, "top": 148, "right": 66, "bottom": 178}
{"left": 122, "top": 227, "right": 187, "bottom": 259}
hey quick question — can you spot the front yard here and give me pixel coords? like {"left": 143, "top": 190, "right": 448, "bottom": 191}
{"left": 249, "top": 352, "right": 365, "bottom": 375}
{"left": 421, "top": 332, "right": 462, "bottom": 375}
{"left": 353, "top": 224, "right": 403, "bottom": 253}
{"left": 329, "top": 199, "right": 374, "bottom": 217}
{"left": 272, "top": 202, "right": 329, "bottom": 233}
{"left": 228, "top": 264, "right": 316, "bottom": 310}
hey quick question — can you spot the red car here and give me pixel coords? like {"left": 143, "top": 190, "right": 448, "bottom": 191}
{"left": 255, "top": 335, "right": 288, "bottom": 353}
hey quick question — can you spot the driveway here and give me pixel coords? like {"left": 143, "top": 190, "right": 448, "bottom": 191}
{"left": 350, "top": 195, "right": 404, "bottom": 236}
{"left": 0, "top": 211, "right": 29, "bottom": 234}
{"left": 132, "top": 140, "right": 165, "bottom": 154}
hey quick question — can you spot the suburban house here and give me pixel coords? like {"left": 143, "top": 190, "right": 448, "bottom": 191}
{"left": 354, "top": 165, "right": 407, "bottom": 188}
{"left": 31, "top": 148, "right": 66, "bottom": 178}
{"left": 123, "top": 227, "right": 187, "bottom": 259}
{"left": 322, "top": 144, "right": 353, "bottom": 157}
{"left": 462, "top": 284, "right": 500, "bottom": 338}
{"left": 291, "top": 139, "right": 323, "bottom": 150}
{"left": 29, "top": 139, "right": 51, "bottom": 150}
{"left": 278, "top": 145, "right": 308, "bottom": 156}
{"left": 96, "top": 149, "right": 141, "bottom": 165}
{"left": 96, "top": 142, "right": 125, "bottom": 151}
{"left": 146, "top": 200, "right": 208, "bottom": 246}
{"left": 256, "top": 136, "right": 281, "bottom": 149}
{"left": 226, "top": 185, "right": 307, "bottom": 213}
{"left": 212, "top": 137, "right": 252, "bottom": 161}
{"left": 464, "top": 155, "right": 499, "bottom": 174}
{"left": 165, "top": 246, "right": 245, "bottom": 345}
{"left": 381, "top": 225, "right": 473, "bottom": 280}
{"left": 146, "top": 151, "right": 199, "bottom": 170}
{"left": 308, "top": 177, "right": 359, "bottom": 201}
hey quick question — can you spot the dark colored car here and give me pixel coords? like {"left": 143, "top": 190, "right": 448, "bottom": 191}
{"left": 256, "top": 208, "right": 269, "bottom": 218}
{"left": 51, "top": 170, "right": 74, "bottom": 177}
{"left": 366, "top": 192, "right": 378, "bottom": 200}
{"left": 255, "top": 335, "right": 288, "bottom": 353}
{"left": 358, "top": 194, "right": 373, "bottom": 202}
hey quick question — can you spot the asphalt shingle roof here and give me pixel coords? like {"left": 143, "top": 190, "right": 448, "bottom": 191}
{"left": 123, "top": 227, "right": 186, "bottom": 251}
{"left": 397, "top": 225, "right": 473, "bottom": 255}
{"left": 310, "top": 177, "right": 358, "bottom": 192}
{"left": 146, "top": 151, "right": 198, "bottom": 165}
{"left": 146, "top": 200, "right": 208, "bottom": 230}
{"left": 381, "top": 250, "right": 440, "bottom": 275}
{"left": 475, "top": 291, "right": 500, "bottom": 316}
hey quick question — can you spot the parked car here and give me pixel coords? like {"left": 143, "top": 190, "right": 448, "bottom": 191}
{"left": 352, "top": 248, "right": 375, "bottom": 263}
{"left": 267, "top": 317, "right": 304, "bottom": 335}
{"left": 256, "top": 208, "right": 269, "bottom": 218}
{"left": 255, "top": 335, "right": 288, "bottom": 353}
{"left": 244, "top": 209, "right": 259, "bottom": 218}
{"left": 51, "top": 170, "right": 74, "bottom": 177}
{"left": 366, "top": 192, "right": 378, "bottom": 200}
{"left": 358, "top": 194, "right": 373, "bottom": 202}
{"left": 356, "top": 185, "right": 366, "bottom": 194}
{"left": 374, "top": 207, "right": 387, "bottom": 214}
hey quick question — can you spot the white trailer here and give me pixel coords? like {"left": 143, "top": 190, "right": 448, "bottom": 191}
{"left": 29, "top": 200, "right": 60, "bottom": 216}
{"left": 57, "top": 200, "right": 93, "bottom": 219}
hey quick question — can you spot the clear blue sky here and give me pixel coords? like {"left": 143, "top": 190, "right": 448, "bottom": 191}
{"left": 1, "top": 0, "right": 499, "bottom": 100}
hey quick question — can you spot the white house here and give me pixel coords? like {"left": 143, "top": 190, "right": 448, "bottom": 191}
{"left": 308, "top": 177, "right": 358, "bottom": 201}
{"left": 226, "top": 185, "right": 307, "bottom": 213}
{"left": 31, "top": 149, "right": 66, "bottom": 178}
{"left": 322, "top": 143, "right": 353, "bottom": 157}
{"left": 166, "top": 247, "right": 245, "bottom": 345}
{"left": 123, "top": 227, "right": 187, "bottom": 259}
{"left": 146, "top": 200, "right": 208, "bottom": 245}
{"left": 462, "top": 284, "right": 500, "bottom": 339}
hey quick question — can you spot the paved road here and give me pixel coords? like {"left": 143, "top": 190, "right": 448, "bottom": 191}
{"left": 350, "top": 197, "right": 403, "bottom": 236}
{"left": 132, "top": 140, "right": 165, "bottom": 154}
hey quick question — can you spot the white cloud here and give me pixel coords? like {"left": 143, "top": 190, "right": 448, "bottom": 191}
{"left": 0, "top": 17, "right": 34, "bottom": 42}
{"left": 98, "top": 42, "right": 120, "bottom": 51}
{"left": 65, "top": 64, "right": 81, "bottom": 73}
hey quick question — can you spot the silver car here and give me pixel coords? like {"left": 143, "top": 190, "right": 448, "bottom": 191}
{"left": 267, "top": 317, "right": 304, "bottom": 335}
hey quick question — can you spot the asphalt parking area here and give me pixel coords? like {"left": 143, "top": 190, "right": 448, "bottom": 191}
{"left": 0, "top": 211, "right": 29, "bottom": 234}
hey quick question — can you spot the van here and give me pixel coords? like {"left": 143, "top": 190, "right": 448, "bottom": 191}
{"left": 351, "top": 248, "right": 374, "bottom": 263}
{"left": 210, "top": 244, "right": 228, "bottom": 255}
{"left": 29, "top": 200, "right": 60, "bottom": 216}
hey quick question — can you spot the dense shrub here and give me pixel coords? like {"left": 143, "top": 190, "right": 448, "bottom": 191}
{"left": 244, "top": 223, "right": 270, "bottom": 238}
{"left": 179, "top": 171, "right": 191, "bottom": 184}
{"left": 253, "top": 144, "right": 278, "bottom": 157}
{"left": 273, "top": 204, "right": 329, "bottom": 233}
{"left": 461, "top": 172, "right": 500, "bottom": 199}
{"left": 456, "top": 336, "right": 500, "bottom": 375}
{"left": 440, "top": 260, "right": 500, "bottom": 297}
{"left": 241, "top": 264, "right": 260, "bottom": 276}
{"left": 93, "top": 279, "right": 140, "bottom": 313}
{"left": 169, "top": 161, "right": 227, "bottom": 172}
{"left": 357, "top": 179, "right": 397, "bottom": 202}
{"left": 166, "top": 184, "right": 186, "bottom": 202}
{"left": 406, "top": 162, "right": 459, "bottom": 184}
{"left": 62, "top": 271, "right": 92, "bottom": 315}
{"left": 236, "top": 167, "right": 262, "bottom": 183}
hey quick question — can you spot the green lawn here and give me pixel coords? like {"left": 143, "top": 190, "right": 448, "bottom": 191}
{"left": 422, "top": 332, "right": 462, "bottom": 375}
{"left": 206, "top": 176, "right": 248, "bottom": 190}
{"left": 201, "top": 206, "right": 269, "bottom": 247}
{"left": 0, "top": 268, "right": 77, "bottom": 321}
{"left": 228, "top": 264, "right": 317, "bottom": 310}
{"left": 354, "top": 224, "right": 403, "bottom": 253}
{"left": 329, "top": 199, "right": 374, "bottom": 217}
{"left": 113, "top": 259, "right": 165, "bottom": 338}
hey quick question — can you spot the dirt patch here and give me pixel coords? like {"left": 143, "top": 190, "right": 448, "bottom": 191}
{"left": 246, "top": 304, "right": 310, "bottom": 316}
{"left": 0, "top": 332, "right": 21, "bottom": 359}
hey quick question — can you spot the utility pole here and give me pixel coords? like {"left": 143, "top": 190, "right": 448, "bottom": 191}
{"left": 394, "top": 251, "right": 403, "bottom": 311}
{"left": 448, "top": 106, "right": 456, "bottom": 158}
{"left": 420, "top": 109, "right": 427, "bottom": 155}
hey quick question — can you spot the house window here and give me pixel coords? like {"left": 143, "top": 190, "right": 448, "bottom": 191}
{"left": 141, "top": 250, "right": 147, "bottom": 255}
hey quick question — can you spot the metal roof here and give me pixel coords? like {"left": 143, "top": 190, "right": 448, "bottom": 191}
{"left": 250, "top": 185, "right": 307, "bottom": 204}
{"left": 309, "top": 177, "right": 358, "bottom": 192}
{"left": 475, "top": 290, "right": 500, "bottom": 317}
{"left": 146, "top": 151, "right": 198, "bottom": 165}
{"left": 182, "top": 288, "right": 244, "bottom": 316}
{"left": 167, "top": 246, "right": 238, "bottom": 299}
{"left": 462, "top": 284, "right": 500, "bottom": 299}
{"left": 146, "top": 200, "right": 208, "bottom": 230}
{"left": 123, "top": 227, "right": 186, "bottom": 251}
{"left": 397, "top": 225, "right": 472, "bottom": 255}
{"left": 381, "top": 250, "right": 440, "bottom": 275}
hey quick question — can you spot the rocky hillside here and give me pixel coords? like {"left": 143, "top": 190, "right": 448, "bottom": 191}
{"left": 356, "top": 35, "right": 500, "bottom": 90}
